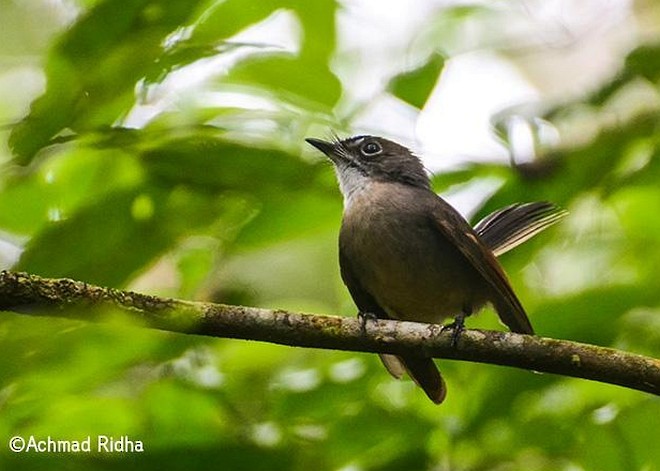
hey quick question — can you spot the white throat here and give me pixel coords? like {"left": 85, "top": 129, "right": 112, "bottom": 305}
{"left": 334, "top": 165, "right": 372, "bottom": 209}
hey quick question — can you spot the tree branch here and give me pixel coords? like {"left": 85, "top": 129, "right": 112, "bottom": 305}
{"left": 0, "top": 270, "right": 658, "bottom": 396}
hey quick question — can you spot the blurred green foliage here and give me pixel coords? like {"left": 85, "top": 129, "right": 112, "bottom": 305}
{"left": 0, "top": 1, "right": 659, "bottom": 470}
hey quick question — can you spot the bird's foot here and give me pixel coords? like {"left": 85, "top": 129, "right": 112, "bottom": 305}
{"left": 358, "top": 311, "right": 378, "bottom": 335}
{"left": 441, "top": 314, "right": 466, "bottom": 348}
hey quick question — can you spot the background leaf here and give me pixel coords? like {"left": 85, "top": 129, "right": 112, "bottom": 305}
{"left": 388, "top": 53, "right": 445, "bottom": 109}
{"left": 1, "top": 1, "right": 660, "bottom": 470}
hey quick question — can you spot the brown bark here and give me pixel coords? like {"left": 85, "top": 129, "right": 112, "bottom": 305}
{"left": 0, "top": 271, "right": 658, "bottom": 395}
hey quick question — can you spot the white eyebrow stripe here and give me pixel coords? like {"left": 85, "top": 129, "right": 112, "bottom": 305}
{"left": 350, "top": 136, "right": 366, "bottom": 146}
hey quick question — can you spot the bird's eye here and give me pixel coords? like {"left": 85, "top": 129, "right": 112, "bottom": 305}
{"left": 361, "top": 141, "right": 382, "bottom": 156}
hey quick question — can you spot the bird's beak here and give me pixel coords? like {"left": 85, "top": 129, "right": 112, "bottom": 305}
{"left": 305, "top": 138, "right": 336, "bottom": 157}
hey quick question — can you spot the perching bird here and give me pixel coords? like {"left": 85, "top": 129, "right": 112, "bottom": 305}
{"left": 306, "top": 135, "right": 565, "bottom": 404}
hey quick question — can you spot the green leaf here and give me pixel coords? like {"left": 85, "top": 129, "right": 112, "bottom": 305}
{"left": 143, "top": 40, "right": 248, "bottom": 86}
{"left": 589, "top": 42, "right": 660, "bottom": 106}
{"left": 202, "top": 0, "right": 341, "bottom": 109}
{"left": 16, "top": 185, "right": 228, "bottom": 286}
{"left": 532, "top": 285, "right": 660, "bottom": 344}
{"left": 388, "top": 54, "right": 445, "bottom": 109}
{"left": 223, "top": 54, "right": 341, "bottom": 109}
{"left": 9, "top": 0, "right": 204, "bottom": 164}
{"left": 140, "top": 133, "right": 325, "bottom": 194}
{"left": 231, "top": 190, "right": 340, "bottom": 251}
{"left": 430, "top": 163, "right": 509, "bottom": 194}
{"left": 0, "top": 145, "right": 142, "bottom": 235}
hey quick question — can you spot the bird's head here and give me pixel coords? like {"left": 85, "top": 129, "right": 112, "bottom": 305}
{"left": 306, "top": 135, "right": 430, "bottom": 199}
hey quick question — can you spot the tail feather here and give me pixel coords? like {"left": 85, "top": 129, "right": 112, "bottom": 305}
{"left": 379, "top": 353, "right": 405, "bottom": 379}
{"left": 475, "top": 201, "right": 567, "bottom": 257}
{"left": 493, "top": 299, "right": 535, "bottom": 335}
{"left": 379, "top": 353, "right": 446, "bottom": 404}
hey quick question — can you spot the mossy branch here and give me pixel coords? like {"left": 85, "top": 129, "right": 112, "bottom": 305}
{"left": 0, "top": 271, "right": 658, "bottom": 395}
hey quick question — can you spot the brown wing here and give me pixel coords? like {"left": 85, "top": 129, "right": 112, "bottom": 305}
{"left": 428, "top": 196, "right": 534, "bottom": 334}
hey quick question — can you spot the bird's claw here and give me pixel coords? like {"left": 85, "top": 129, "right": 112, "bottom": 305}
{"left": 358, "top": 311, "right": 377, "bottom": 335}
{"left": 441, "top": 314, "right": 466, "bottom": 347}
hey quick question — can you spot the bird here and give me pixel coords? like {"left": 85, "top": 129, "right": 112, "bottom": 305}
{"left": 306, "top": 134, "right": 566, "bottom": 404}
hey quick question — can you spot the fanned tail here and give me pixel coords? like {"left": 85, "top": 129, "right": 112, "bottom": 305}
{"left": 475, "top": 201, "right": 567, "bottom": 257}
